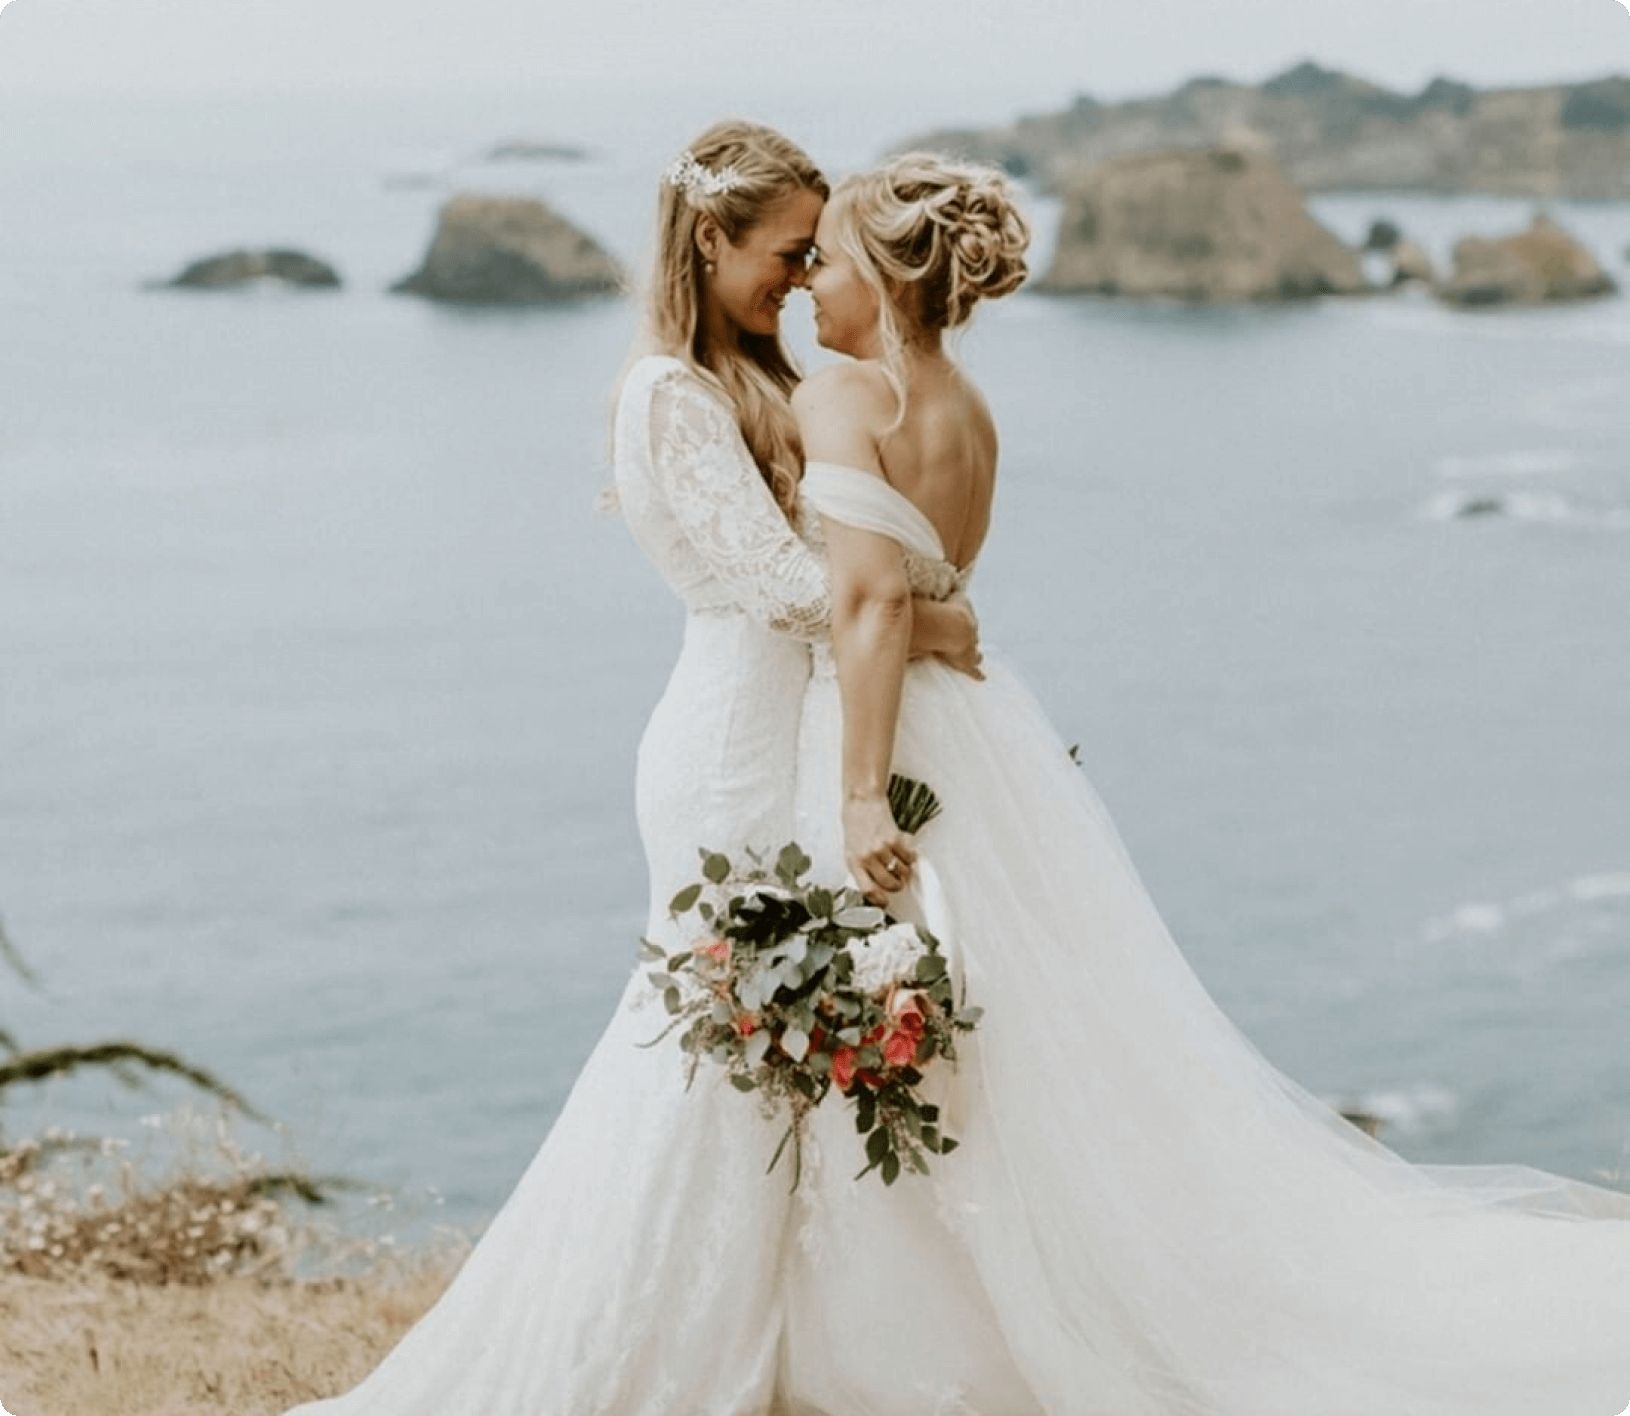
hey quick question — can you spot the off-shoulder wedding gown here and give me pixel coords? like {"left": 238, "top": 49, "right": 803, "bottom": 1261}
{"left": 776, "top": 460, "right": 1630, "bottom": 1416}
{"left": 282, "top": 357, "right": 1630, "bottom": 1416}
{"left": 280, "top": 354, "right": 830, "bottom": 1415}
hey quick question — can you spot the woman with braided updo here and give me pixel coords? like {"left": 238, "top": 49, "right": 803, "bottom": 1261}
{"left": 776, "top": 150, "right": 1630, "bottom": 1415}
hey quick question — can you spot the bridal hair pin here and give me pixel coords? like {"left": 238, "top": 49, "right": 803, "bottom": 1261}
{"left": 664, "top": 150, "right": 746, "bottom": 199}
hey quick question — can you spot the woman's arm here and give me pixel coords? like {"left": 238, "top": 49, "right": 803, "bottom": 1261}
{"left": 910, "top": 590, "right": 984, "bottom": 679}
{"left": 648, "top": 370, "right": 831, "bottom": 641}
{"left": 646, "top": 368, "right": 975, "bottom": 666}
{"left": 827, "top": 517, "right": 921, "bottom": 905}
{"left": 791, "top": 366, "right": 921, "bottom": 906}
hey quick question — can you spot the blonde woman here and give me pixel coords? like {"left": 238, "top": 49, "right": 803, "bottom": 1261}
{"left": 778, "top": 153, "right": 1630, "bottom": 1414}
{"left": 280, "top": 123, "right": 978, "bottom": 1416}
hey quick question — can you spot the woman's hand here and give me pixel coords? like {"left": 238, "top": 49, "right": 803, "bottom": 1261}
{"left": 907, "top": 591, "right": 984, "bottom": 680}
{"left": 843, "top": 793, "right": 918, "bottom": 907}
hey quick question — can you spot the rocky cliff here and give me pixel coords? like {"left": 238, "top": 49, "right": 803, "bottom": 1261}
{"left": 1040, "top": 149, "right": 1369, "bottom": 301}
{"left": 900, "top": 61, "right": 1630, "bottom": 200}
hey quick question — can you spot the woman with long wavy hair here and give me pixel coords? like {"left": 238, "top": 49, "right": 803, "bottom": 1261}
{"left": 278, "top": 122, "right": 980, "bottom": 1416}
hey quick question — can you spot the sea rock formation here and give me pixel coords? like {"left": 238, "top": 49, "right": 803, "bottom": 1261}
{"left": 483, "top": 139, "right": 590, "bottom": 163}
{"left": 161, "top": 248, "right": 341, "bottom": 290}
{"left": 1040, "top": 148, "right": 1368, "bottom": 302}
{"left": 1435, "top": 214, "right": 1617, "bottom": 306}
{"left": 1389, "top": 239, "right": 1434, "bottom": 287}
{"left": 1363, "top": 218, "right": 1402, "bottom": 252}
{"left": 390, "top": 194, "right": 621, "bottom": 304}
{"left": 898, "top": 62, "right": 1630, "bottom": 201}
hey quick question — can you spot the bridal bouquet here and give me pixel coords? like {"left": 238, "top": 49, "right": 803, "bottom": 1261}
{"left": 635, "top": 776, "right": 981, "bottom": 1191}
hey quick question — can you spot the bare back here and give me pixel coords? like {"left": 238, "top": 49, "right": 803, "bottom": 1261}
{"left": 873, "top": 359, "right": 997, "bottom": 573}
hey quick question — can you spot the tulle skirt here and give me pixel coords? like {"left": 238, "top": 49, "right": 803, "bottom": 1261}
{"left": 777, "top": 648, "right": 1630, "bottom": 1416}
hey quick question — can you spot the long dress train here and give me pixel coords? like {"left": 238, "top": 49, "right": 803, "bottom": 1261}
{"left": 280, "top": 354, "right": 831, "bottom": 1415}
{"left": 778, "top": 460, "right": 1630, "bottom": 1416}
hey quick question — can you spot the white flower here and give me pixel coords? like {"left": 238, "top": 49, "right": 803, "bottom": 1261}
{"left": 845, "top": 921, "right": 928, "bottom": 995}
{"left": 663, "top": 150, "right": 746, "bottom": 199}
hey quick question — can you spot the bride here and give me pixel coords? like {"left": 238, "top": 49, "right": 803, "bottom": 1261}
{"left": 773, "top": 152, "right": 1630, "bottom": 1415}
{"left": 276, "top": 122, "right": 980, "bottom": 1415}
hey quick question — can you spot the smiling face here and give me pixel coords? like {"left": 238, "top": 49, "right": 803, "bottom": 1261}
{"left": 697, "top": 185, "right": 823, "bottom": 340}
{"left": 807, "top": 199, "right": 884, "bottom": 358}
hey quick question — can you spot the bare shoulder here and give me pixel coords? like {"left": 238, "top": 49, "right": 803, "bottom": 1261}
{"left": 953, "top": 364, "right": 1000, "bottom": 460}
{"left": 792, "top": 362, "right": 895, "bottom": 471}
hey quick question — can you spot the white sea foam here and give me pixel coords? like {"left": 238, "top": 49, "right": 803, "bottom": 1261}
{"left": 1328, "top": 1083, "right": 1461, "bottom": 1137}
{"left": 1570, "top": 872, "right": 1630, "bottom": 902}
{"left": 1434, "top": 449, "right": 1580, "bottom": 479}
{"left": 1417, "top": 869, "right": 1630, "bottom": 947}
{"left": 1420, "top": 901, "right": 1506, "bottom": 944}
{"left": 1418, "top": 488, "right": 1630, "bottom": 529}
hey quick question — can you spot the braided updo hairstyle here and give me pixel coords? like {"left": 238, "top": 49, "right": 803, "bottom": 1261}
{"left": 824, "top": 152, "right": 1030, "bottom": 428}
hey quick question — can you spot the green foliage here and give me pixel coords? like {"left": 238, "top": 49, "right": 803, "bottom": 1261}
{"left": 886, "top": 773, "right": 942, "bottom": 834}
{"left": 638, "top": 834, "right": 978, "bottom": 1193}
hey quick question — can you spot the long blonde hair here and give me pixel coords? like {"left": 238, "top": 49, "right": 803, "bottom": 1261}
{"left": 824, "top": 152, "right": 1030, "bottom": 433}
{"left": 639, "top": 120, "right": 828, "bottom": 516}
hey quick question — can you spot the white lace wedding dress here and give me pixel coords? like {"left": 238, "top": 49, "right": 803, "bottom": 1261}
{"left": 775, "top": 460, "right": 1630, "bottom": 1416}
{"left": 279, "top": 353, "right": 832, "bottom": 1415}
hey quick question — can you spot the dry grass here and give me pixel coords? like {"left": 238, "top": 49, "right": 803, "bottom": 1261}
{"left": 0, "top": 1108, "right": 475, "bottom": 1416}
{"left": 0, "top": 1248, "right": 467, "bottom": 1416}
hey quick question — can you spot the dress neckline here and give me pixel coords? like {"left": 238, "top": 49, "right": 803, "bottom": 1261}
{"left": 802, "top": 460, "right": 976, "bottom": 577}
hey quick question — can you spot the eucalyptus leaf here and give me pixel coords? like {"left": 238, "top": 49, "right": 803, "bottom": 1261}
{"left": 775, "top": 842, "right": 812, "bottom": 884}
{"left": 702, "top": 853, "right": 731, "bottom": 884}
{"left": 780, "top": 1027, "right": 810, "bottom": 1063}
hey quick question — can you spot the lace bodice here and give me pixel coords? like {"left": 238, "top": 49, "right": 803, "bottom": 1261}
{"left": 611, "top": 354, "right": 832, "bottom": 641}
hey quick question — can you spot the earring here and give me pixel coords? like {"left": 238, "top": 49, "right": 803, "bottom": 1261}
{"left": 703, "top": 259, "right": 716, "bottom": 276}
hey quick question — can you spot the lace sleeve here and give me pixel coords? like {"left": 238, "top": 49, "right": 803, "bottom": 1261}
{"left": 647, "top": 371, "right": 832, "bottom": 642}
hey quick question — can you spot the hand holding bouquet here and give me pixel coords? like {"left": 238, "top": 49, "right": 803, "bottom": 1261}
{"left": 635, "top": 778, "right": 981, "bottom": 1191}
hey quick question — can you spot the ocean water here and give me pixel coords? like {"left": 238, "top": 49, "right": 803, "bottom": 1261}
{"left": 2, "top": 85, "right": 1628, "bottom": 1246}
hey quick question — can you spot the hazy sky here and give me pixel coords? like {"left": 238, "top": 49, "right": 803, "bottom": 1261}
{"left": 1, "top": 0, "right": 1627, "bottom": 105}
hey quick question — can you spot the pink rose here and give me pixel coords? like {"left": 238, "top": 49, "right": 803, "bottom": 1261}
{"left": 886, "top": 987, "right": 928, "bottom": 1034}
{"left": 831, "top": 1046, "right": 858, "bottom": 1092}
{"left": 882, "top": 1027, "right": 919, "bottom": 1068}
{"left": 696, "top": 937, "right": 732, "bottom": 965}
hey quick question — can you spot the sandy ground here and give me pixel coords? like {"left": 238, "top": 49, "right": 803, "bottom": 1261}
{"left": 0, "top": 1249, "right": 466, "bottom": 1416}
